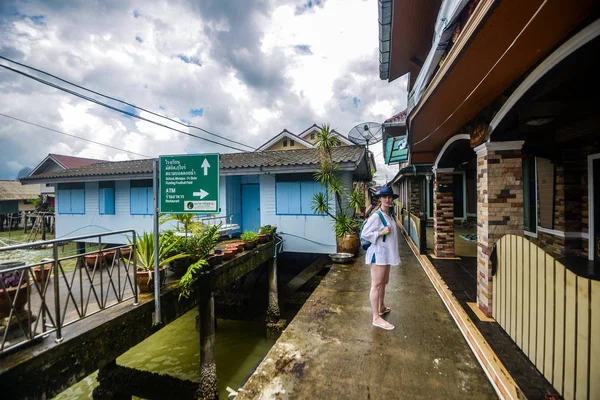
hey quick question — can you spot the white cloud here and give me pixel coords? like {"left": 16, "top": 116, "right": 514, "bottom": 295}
{"left": 0, "top": 0, "right": 407, "bottom": 183}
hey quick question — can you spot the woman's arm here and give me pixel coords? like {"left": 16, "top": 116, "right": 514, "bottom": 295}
{"left": 360, "top": 213, "right": 383, "bottom": 244}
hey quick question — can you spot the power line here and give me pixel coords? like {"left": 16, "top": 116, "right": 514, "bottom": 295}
{"left": 0, "top": 63, "right": 251, "bottom": 153}
{"left": 0, "top": 112, "right": 151, "bottom": 158}
{"left": 0, "top": 55, "right": 256, "bottom": 151}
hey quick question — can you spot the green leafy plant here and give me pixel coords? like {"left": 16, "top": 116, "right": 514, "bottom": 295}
{"left": 259, "top": 225, "right": 276, "bottom": 235}
{"left": 185, "top": 224, "right": 220, "bottom": 260}
{"left": 160, "top": 214, "right": 200, "bottom": 237}
{"left": 240, "top": 231, "right": 258, "bottom": 242}
{"left": 127, "top": 232, "right": 188, "bottom": 271}
{"left": 311, "top": 124, "right": 367, "bottom": 237}
{"left": 179, "top": 259, "right": 208, "bottom": 299}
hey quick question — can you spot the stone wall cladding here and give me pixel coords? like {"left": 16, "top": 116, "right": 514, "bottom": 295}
{"left": 434, "top": 172, "right": 455, "bottom": 258}
{"left": 410, "top": 177, "right": 422, "bottom": 214}
{"left": 477, "top": 146, "right": 524, "bottom": 317}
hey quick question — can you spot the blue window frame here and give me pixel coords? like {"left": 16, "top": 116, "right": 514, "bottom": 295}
{"left": 57, "top": 183, "right": 85, "bottom": 214}
{"left": 276, "top": 175, "right": 326, "bottom": 215}
{"left": 98, "top": 181, "right": 115, "bottom": 215}
{"left": 130, "top": 179, "right": 153, "bottom": 215}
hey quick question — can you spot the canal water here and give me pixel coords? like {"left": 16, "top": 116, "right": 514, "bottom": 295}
{"left": 53, "top": 310, "right": 275, "bottom": 399}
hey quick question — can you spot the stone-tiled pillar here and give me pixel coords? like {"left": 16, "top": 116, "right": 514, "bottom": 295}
{"left": 409, "top": 178, "right": 422, "bottom": 215}
{"left": 433, "top": 168, "right": 455, "bottom": 258}
{"left": 475, "top": 141, "right": 524, "bottom": 317}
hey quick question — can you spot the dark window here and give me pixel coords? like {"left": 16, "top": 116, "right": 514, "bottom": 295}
{"left": 523, "top": 157, "right": 537, "bottom": 233}
{"left": 453, "top": 173, "right": 464, "bottom": 219}
{"left": 290, "top": 139, "right": 295, "bottom": 147}
{"left": 537, "top": 158, "right": 555, "bottom": 229}
{"left": 283, "top": 139, "right": 288, "bottom": 147}
{"left": 310, "top": 133, "right": 315, "bottom": 140}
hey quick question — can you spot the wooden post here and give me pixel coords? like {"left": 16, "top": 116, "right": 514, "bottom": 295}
{"left": 41, "top": 212, "right": 46, "bottom": 241}
{"left": 266, "top": 257, "right": 280, "bottom": 323}
{"left": 197, "top": 275, "right": 218, "bottom": 400}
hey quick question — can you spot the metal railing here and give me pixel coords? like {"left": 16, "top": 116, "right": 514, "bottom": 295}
{"left": 0, "top": 230, "right": 137, "bottom": 355}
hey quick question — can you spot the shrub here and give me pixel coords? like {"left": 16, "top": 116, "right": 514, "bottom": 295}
{"left": 240, "top": 231, "right": 258, "bottom": 242}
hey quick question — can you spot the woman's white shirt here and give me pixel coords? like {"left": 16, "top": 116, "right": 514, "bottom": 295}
{"left": 361, "top": 211, "right": 400, "bottom": 266}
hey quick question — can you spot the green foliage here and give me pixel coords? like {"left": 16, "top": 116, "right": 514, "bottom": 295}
{"left": 185, "top": 224, "right": 221, "bottom": 260}
{"left": 311, "top": 123, "right": 366, "bottom": 237}
{"left": 240, "top": 231, "right": 258, "bottom": 241}
{"left": 160, "top": 213, "right": 200, "bottom": 236}
{"left": 128, "top": 232, "right": 189, "bottom": 271}
{"left": 178, "top": 259, "right": 208, "bottom": 299}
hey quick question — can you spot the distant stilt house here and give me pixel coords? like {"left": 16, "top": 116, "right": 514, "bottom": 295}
{"left": 0, "top": 180, "right": 40, "bottom": 230}
{"left": 21, "top": 145, "right": 373, "bottom": 253}
{"left": 379, "top": 1, "right": 600, "bottom": 399}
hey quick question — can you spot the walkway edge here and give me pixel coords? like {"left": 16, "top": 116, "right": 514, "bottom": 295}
{"left": 399, "top": 224, "right": 524, "bottom": 400}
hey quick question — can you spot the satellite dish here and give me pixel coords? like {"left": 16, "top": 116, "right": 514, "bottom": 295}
{"left": 348, "top": 122, "right": 383, "bottom": 147}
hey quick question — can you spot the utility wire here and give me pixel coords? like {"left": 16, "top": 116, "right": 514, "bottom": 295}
{"left": 0, "top": 63, "right": 250, "bottom": 153}
{"left": 0, "top": 112, "right": 151, "bottom": 158}
{"left": 0, "top": 55, "right": 256, "bottom": 151}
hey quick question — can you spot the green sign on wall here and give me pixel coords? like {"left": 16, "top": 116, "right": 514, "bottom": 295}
{"left": 159, "top": 154, "right": 220, "bottom": 214}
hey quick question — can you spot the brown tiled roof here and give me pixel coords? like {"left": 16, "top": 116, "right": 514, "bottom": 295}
{"left": 384, "top": 109, "right": 408, "bottom": 124}
{"left": 21, "top": 146, "right": 367, "bottom": 182}
{"left": 50, "top": 154, "right": 106, "bottom": 169}
{"left": 0, "top": 180, "right": 40, "bottom": 200}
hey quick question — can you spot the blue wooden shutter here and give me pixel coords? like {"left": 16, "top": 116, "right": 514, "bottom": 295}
{"left": 300, "top": 181, "right": 318, "bottom": 215}
{"left": 130, "top": 187, "right": 147, "bottom": 215}
{"left": 70, "top": 189, "right": 85, "bottom": 214}
{"left": 58, "top": 188, "right": 71, "bottom": 214}
{"left": 99, "top": 188, "right": 115, "bottom": 214}
{"left": 146, "top": 187, "right": 153, "bottom": 215}
{"left": 276, "top": 182, "right": 301, "bottom": 214}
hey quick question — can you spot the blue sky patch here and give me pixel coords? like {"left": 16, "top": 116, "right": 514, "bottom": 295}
{"left": 177, "top": 54, "right": 202, "bottom": 67}
{"left": 353, "top": 97, "right": 360, "bottom": 108}
{"left": 189, "top": 108, "right": 203, "bottom": 117}
{"left": 133, "top": 10, "right": 141, "bottom": 18}
{"left": 294, "top": 45, "right": 313, "bottom": 55}
{"left": 295, "top": 0, "right": 324, "bottom": 15}
{"left": 29, "top": 16, "right": 45, "bottom": 26}
{"left": 135, "top": 36, "right": 143, "bottom": 43}
{"left": 121, "top": 105, "right": 139, "bottom": 118}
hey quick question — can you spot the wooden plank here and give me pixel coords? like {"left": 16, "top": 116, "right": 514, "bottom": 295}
{"left": 553, "top": 261, "right": 566, "bottom": 395}
{"left": 590, "top": 279, "right": 600, "bottom": 400}
{"left": 499, "top": 236, "right": 506, "bottom": 328}
{"left": 536, "top": 248, "right": 546, "bottom": 371}
{"left": 510, "top": 235, "right": 517, "bottom": 339}
{"left": 516, "top": 236, "right": 523, "bottom": 349}
{"left": 529, "top": 241, "right": 538, "bottom": 363}
{"left": 575, "top": 277, "right": 590, "bottom": 400}
{"left": 522, "top": 237, "right": 531, "bottom": 357}
{"left": 544, "top": 254, "right": 555, "bottom": 378}
{"left": 493, "top": 237, "right": 501, "bottom": 323}
{"left": 563, "top": 269, "right": 577, "bottom": 400}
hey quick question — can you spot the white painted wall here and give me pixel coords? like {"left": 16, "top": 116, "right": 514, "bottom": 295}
{"left": 260, "top": 174, "right": 344, "bottom": 254}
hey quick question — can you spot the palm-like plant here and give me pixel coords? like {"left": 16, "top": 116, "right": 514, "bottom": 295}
{"left": 128, "top": 232, "right": 189, "bottom": 271}
{"left": 160, "top": 213, "right": 199, "bottom": 237}
{"left": 311, "top": 124, "right": 365, "bottom": 237}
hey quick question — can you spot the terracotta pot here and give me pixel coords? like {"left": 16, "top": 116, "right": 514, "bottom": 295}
{"left": 336, "top": 233, "right": 360, "bottom": 256}
{"left": 227, "top": 243, "right": 244, "bottom": 252}
{"left": 33, "top": 259, "right": 53, "bottom": 284}
{"left": 102, "top": 250, "right": 116, "bottom": 264}
{"left": 136, "top": 267, "right": 167, "bottom": 293}
{"left": 210, "top": 253, "right": 223, "bottom": 265}
{"left": 84, "top": 253, "right": 104, "bottom": 268}
{"left": 222, "top": 249, "right": 236, "bottom": 260}
{"left": 0, "top": 282, "right": 31, "bottom": 318}
{"left": 119, "top": 247, "right": 131, "bottom": 259}
{"left": 257, "top": 234, "right": 269, "bottom": 244}
{"left": 243, "top": 240, "right": 257, "bottom": 250}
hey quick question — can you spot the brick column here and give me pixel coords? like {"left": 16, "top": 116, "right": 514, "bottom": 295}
{"left": 409, "top": 178, "right": 422, "bottom": 215}
{"left": 475, "top": 141, "right": 524, "bottom": 317}
{"left": 433, "top": 168, "right": 455, "bottom": 257}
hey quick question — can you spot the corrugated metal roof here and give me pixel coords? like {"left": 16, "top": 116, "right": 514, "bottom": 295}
{"left": 0, "top": 180, "right": 41, "bottom": 201}
{"left": 21, "top": 146, "right": 367, "bottom": 182}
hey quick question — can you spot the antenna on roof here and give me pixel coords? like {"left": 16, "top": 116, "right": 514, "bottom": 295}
{"left": 348, "top": 122, "right": 383, "bottom": 152}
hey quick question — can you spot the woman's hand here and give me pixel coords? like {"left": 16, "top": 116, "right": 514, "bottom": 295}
{"left": 380, "top": 226, "right": 391, "bottom": 236}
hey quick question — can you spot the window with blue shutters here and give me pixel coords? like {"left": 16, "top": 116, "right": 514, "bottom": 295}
{"left": 130, "top": 179, "right": 153, "bottom": 215}
{"left": 57, "top": 183, "right": 85, "bottom": 214}
{"left": 276, "top": 174, "right": 326, "bottom": 215}
{"left": 98, "top": 181, "right": 115, "bottom": 215}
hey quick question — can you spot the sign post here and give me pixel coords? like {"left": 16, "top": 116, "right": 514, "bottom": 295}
{"left": 152, "top": 158, "right": 161, "bottom": 323}
{"left": 159, "top": 154, "right": 220, "bottom": 214}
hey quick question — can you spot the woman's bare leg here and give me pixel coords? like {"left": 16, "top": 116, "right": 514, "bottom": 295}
{"left": 371, "top": 264, "right": 394, "bottom": 329}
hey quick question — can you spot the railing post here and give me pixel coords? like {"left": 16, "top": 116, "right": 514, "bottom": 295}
{"left": 133, "top": 232, "right": 138, "bottom": 305}
{"left": 99, "top": 237, "right": 104, "bottom": 309}
{"left": 53, "top": 242, "right": 62, "bottom": 343}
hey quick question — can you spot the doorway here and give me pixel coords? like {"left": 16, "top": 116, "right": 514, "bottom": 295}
{"left": 241, "top": 184, "right": 260, "bottom": 233}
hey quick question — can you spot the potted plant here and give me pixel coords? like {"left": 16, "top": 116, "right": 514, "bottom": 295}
{"left": 127, "top": 232, "right": 189, "bottom": 293}
{"left": 311, "top": 124, "right": 365, "bottom": 255}
{"left": 240, "top": 231, "right": 259, "bottom": 250}
{"left": 0, "top": 262, "right": 31, "bottom": 318}
{"left": 33, "top": 258, "right": 53, "bottom": 284}
{"left": 258, "top": 225, "right": 275, "bottom": 242}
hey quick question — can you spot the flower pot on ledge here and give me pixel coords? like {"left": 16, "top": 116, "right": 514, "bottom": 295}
{"left": 336, "top": 233, "right": 360, "bottom": 256}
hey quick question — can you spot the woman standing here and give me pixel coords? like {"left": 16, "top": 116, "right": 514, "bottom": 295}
{"left": 360, "top": 186, "right": 400, "bottom": 330}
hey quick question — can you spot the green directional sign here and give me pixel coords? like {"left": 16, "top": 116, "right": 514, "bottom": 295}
{"left": 159, "top": 154, "right": 220, "bottom": 214}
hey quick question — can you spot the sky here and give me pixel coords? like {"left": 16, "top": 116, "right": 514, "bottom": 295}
{"left": 0, "top": 0, "right": 407, "bottom": 183}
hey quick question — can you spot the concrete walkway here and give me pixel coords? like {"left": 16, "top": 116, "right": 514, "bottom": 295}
{"left": 238, "top": 234, "right": 496, "bottom": 399}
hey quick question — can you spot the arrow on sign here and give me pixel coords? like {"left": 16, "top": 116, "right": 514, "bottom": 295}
{"left": 193, "top": 189, "right": 209, "bottom": 199}
{"left": 201, "top": 158, "right": 211, "bottom": 176}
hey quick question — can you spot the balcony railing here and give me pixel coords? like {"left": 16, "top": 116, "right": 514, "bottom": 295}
{"left": 0, "top": 230, "right": 137, "bottom": 355}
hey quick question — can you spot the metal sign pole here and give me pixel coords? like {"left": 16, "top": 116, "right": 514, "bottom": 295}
{"left": 153, "top": 158, "right": 161, "bottom": 323}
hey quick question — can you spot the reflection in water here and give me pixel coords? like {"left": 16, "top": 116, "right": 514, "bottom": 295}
{"left": 54, "top": 310, "right": 275, "bottom": 399}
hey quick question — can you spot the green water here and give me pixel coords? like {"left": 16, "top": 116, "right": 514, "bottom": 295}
{"left": 53, "top": 310, "right": 275, "bottom": 399}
